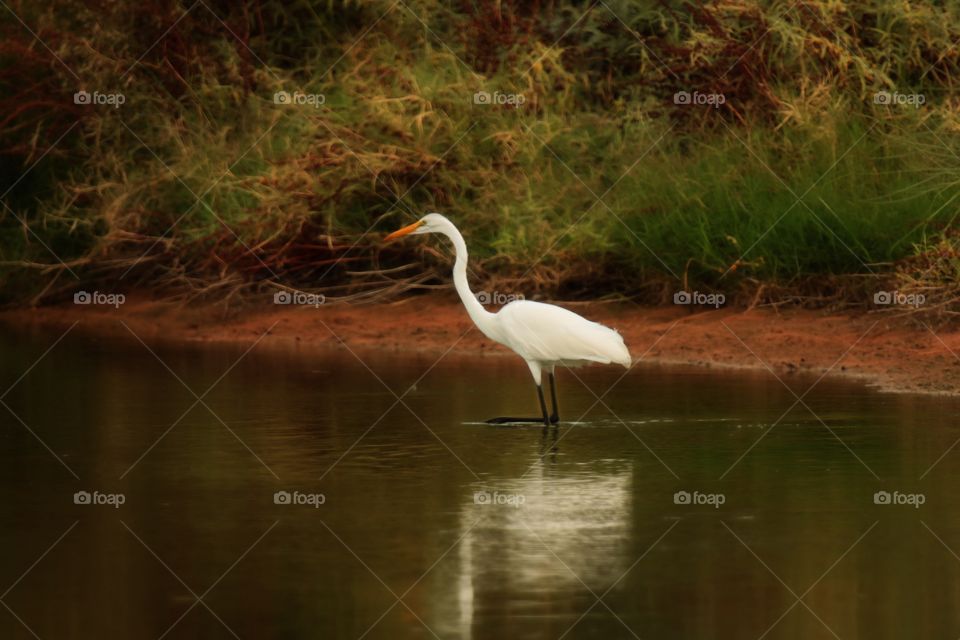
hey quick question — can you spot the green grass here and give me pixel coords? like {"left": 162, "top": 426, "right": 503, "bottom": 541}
{"left": 2, "top": 0, "right": 960, "bottom": 308}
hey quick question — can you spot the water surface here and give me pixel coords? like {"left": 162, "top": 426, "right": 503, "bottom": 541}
{"left": 2, "top": 324, "right": 960, "bottom": 639}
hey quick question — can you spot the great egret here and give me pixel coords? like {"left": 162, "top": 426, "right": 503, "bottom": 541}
{"left": 386, "top": 213, "right": 631, "bottom": 426}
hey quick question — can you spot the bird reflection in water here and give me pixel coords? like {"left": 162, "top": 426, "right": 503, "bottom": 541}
{"left": 540, "top": 425, "right": 559, "bottom": 465}
{"left": 430, "top": 454, "right": 634, "bottom": 638}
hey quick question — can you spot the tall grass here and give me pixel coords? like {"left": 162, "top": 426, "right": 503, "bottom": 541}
{"left": 2, "top": 0, "right": 960, "bottom": 307}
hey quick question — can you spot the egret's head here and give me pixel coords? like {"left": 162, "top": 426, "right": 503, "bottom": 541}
{"left": 385, "top": 213, "right": 447, "bottom": 241}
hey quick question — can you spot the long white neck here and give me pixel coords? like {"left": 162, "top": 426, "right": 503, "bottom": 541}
{"left": 437, "top": 220, "right": 498, "bottom": 338}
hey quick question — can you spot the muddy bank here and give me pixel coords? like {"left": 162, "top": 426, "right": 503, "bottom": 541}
{"left": 4, "top": 295, "right": 960, "bottom": 396}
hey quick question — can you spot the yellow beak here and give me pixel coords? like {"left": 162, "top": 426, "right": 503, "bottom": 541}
{"left": 385, "top": 220, "right": 424, "bottom": 242}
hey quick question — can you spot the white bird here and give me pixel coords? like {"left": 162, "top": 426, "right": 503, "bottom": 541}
{"left": 386, "top": 213, "right": 631, "bottom": 426}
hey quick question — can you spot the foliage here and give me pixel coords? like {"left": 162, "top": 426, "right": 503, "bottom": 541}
{"left": 2, "top": 0, "right": 960, "bottom": 308}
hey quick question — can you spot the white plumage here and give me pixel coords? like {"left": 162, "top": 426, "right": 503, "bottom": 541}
{"left": 386, "top": 213, "right": 632, "bottom": 424}
{"left": 494, "top": 300, "right": 631, "bottom": 382}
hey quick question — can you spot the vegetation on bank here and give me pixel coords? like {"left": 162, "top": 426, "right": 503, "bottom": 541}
{"left": 2, "top": 0, "right": 960, "bottom": 310}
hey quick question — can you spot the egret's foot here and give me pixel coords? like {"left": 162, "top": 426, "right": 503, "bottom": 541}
{"left": 486, "top": 416, "right": 550, "bottom": 425}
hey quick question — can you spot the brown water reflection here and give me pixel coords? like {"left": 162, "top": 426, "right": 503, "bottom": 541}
{"left": 2, "top": 325, "right": 960, "bottom": 638}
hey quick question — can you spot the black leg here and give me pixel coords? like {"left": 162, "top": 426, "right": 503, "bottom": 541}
{"left": 548, "top": 372, "right": 559, "bottom": 424}
{"left": 486, "top": 383, "right": 552, "bottom": 426}
{"left": 537, "top": 384, "right": 550, "bottom": 426}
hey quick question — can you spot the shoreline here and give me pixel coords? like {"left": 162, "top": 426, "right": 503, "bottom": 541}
{"left": 3, "top": 294, "right": 960, "bottom": 397}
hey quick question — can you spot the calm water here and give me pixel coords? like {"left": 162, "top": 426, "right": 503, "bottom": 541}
{"left": 2, "top": 323, "right": 960, "bottom": 639}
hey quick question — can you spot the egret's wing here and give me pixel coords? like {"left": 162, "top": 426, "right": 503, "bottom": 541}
{"left": 496, "top": 301, "right": 631, "bottom": 366}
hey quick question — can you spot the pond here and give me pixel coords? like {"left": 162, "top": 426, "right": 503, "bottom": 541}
{"left": 1, "top": 323, "right": 959, "bottom": 639}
